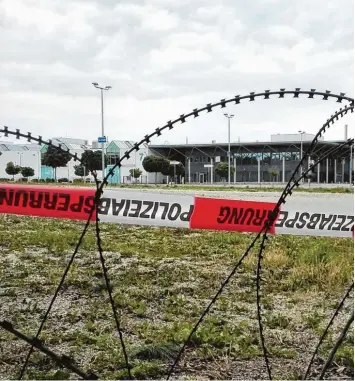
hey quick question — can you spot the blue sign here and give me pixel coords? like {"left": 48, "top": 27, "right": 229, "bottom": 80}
{"left": 98, "top": 136, "right": 106, "bottom": 143}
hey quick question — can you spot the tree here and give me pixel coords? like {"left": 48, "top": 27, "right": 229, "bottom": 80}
{"left": 268, "top": 169, "right": 279, "bottom": 182}
{"left": 74, "top": 165, "right": 89, "bottom": 177}
{"left": 176, "top": 163, "right": 185, "bottom": 177}
{"left": 305, "top": 168, "right": 315, "bottom": 187}
{"left": 42, "top": 145, "right": 71, "bottom": 180}
{"left": 129, "top": 168, "right": 142, "bottom": 181}
{"left": 215, "top": 162, "right": 235, "bottom": 181}
{"left": 161, "top": 162, "right": 185, "bottom": 182}
{"left": 5, "top": 161, "right": 21, "bottom": 180}
{"left": 81, "top": 150, "right": 108, "bottom": 172}
{"left": 21, "top": 166, "right": 35, "bottom": 178}
{"left": 155, "top": 156, "right": 170, "bottom": 174}
{"left": 142, "top": 155, "right": 170, "bottom": 183}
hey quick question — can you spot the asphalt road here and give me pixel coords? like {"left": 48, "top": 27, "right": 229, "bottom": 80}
{"left": 105, "top": 187, "right": 354, "bottom": 212}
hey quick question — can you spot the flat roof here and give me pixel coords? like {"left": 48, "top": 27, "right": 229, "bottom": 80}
{"left": 149, "top": 140, "right": 348, "bottom": 149}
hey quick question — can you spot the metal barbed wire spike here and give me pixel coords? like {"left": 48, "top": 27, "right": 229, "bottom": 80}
{"left": 319, "top": 310, "right": 354, "bottom": 379}
{"left": 303, "top": 282, "right": 354, "bottom": 379}
{"left": 0, "top": 127, "right": 84, "bottom": 164}
{"left": 0, "top": 321, "right": 98, "bottom": 380}
{"left": 1, "top": 88, "right": 353, "bottom": 381}
{"left": 165, "top": 109, "right": 353, "bottom": 379}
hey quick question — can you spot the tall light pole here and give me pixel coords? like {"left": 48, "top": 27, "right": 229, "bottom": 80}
{"left": 350, "top": 143, "right": 353, "bottom": 186}
{"left": 92, "top": 82, "right": 112, "bottom": 181}
{"left": 224, "top": 113, "right": 234, "bottom": 186}
{"left": 17, "top": 152, "right": 23, "bottom": 167}
{"left": 298, "top": 130, "right": 305, "bottom": 182}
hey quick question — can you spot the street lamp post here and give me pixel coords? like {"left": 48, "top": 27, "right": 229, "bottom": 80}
{"left": 92, "top": 82, "right": 112, "bottom": 181}
{"left": 350, "top": 143, "right": 353, "bottom": 186}
{"left": 298, "top": 130, "right": 305, "bottom": 182}
{"left": 224, "top": 113, "right": 234, "bottom": 186}
{"left": 17, "top": 152, "right": 23, "bottom": 167}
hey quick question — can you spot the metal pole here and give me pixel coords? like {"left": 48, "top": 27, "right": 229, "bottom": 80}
{"left": 341, "top": 158, "right": 345, "bottom": 183}
{"left": 211, "top": 158, "right": 213, "bottom": 184}
{"left": 257, "top": 158, "right": 260, "bottom": 183}
{"left": 317, "top": 161, "right": 320, "bottom": 183}
{"left": 334, "top": 159, "right": 337, "bottom": 183}
{"left": 38, "top": 152, "right": 41, "bottom": 180}
{"left": 224, "top": 113, "right": 234, "bottom": 185}
{"left": 233, "top": 156, "right": 236, "bottom": 183}
{"left": 307, "top": 156, "right": 311, "bottom": 187}
{"left": 228, "top": 118, "right": 231, "bottom": 186}
{"left": 188, "top": 157, "right": 191, "bottom": 183}
{"left": 282, "top": 156, "right": 285, "bottom": 182}
{"left": 350, "top": 144, "right": 353, "bottom": 185}
{"left": 326, "top": 158, "right": 329, "bottom": 183}
{"left": 93, "top": 83, "right": 111, "bottom": 181}
{"left": 300, "top": 133, "right": 303, "bottom": 182}
{"left": 101, "top": 89, "right": 105, "bottom": 181}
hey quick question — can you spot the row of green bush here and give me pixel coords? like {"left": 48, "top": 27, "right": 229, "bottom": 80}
{"left": 0, "top": 178, "right": 99, "bottom": 184}
{"left": 0, "top": 178, "right": 78, "bottom": 183}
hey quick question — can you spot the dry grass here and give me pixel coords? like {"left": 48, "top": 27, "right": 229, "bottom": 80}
{"left": 0, "top": 214, "right": 353, "bottom": 380}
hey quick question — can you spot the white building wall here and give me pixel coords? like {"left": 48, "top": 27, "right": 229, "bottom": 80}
{"left": 0, "top": 151, "right": 41, "bottom": 179}
{"left": 271, "top": 133, "right": 324, "bottom": 142}
{"left": 119, "top": 146, "right": 149, "bottom": 183}
{"left": 147, "top": 172, "right": 165, "bottom": 184}
{"left": 0, "top": 147, "right": 92, "bottom": 181}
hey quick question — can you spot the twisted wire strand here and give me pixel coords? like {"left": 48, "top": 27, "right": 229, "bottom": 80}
{"left": 1, "top": 88, "right": 353, "bottom": 380}
{"left": 86, "top": 90, "right": 353, "bottom": 379}
{"left": 254, "top": 137, "right": 354, "bottom": 381}
{"left": 0, "top": 127, "right": 84, "bottom": 164}
{"left": 303, "top": 282, "right": 354, "bottom": 380}
{"left": 255, "top": 233, "right": 272, "bottom": 379}
{"left": 0, "top": 321, "right": 98, "bottom": 380}
{"left": 0, "top": 129, "right": 131, "bottom": 377}
{"left": 319, "top": 310, "right": 354, "bottom": 379}
{"left": 94, "top": 190, "right": 132, "bottom": 379}
{"left": 18, "top": 178, "right": 99, "bottom": 379}
{"left": 167, "top": 110, "right": 354, "bottom": 379}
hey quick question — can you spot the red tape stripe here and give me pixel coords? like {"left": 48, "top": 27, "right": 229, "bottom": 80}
{"left": 0, "top": 184, "right": 96, "bottom": 221}
{"left": 190, "top": 197, "right": 278, "bottom": 233}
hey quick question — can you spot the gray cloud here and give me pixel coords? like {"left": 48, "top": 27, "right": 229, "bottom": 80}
{"left": 0, "top": 0, "right": 353, "bottom": 145}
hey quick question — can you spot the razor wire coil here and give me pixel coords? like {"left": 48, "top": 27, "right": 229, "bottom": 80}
{"left": 0, "top": 88, "right": 354, "bottom": 380}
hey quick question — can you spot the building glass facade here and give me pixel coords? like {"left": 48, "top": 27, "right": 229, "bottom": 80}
{"left": 148, "top": 140, "right": 353, "bottom": 184}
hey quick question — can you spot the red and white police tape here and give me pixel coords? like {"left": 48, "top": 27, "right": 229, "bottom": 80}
{"left": 0, "top": 184, "right": 353, "bottom": 238}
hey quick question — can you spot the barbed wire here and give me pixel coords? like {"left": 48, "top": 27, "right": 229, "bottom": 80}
{"left": 0, "top": 88, "right": 354, "bottom": 380}
{"left": 303, "top": 282, "right": 354, "bottom": 379}
{"left": 0, "top": 321, "right": 98, "bottom": 380}
{"left": 255, "top": 233, "right": 272, "bottom": 379}
{"left": 166, "top": 102, "right": 354, "bottom": 379}
{"left": 254, "top": 137, "right": 354, "bottom": 381}
{"left": 94, "top": 195, "right": 132, "bottom": 379}
{"left": 319, "top": 310, "right": 354, "bottom": 379}
{"left": 0, "top": 127, "right": 84, "bottom": 165}
{"left": 167, "top": 137, "right": 354, "bottom": 380}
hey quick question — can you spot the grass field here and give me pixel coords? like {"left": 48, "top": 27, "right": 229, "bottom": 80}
{"left": 0, "top": 215, "right": 353, "bottom": 380}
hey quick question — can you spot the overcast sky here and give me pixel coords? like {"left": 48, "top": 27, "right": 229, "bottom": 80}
{"left": 0, "top": 0, "right": 354, "bottom": 146}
